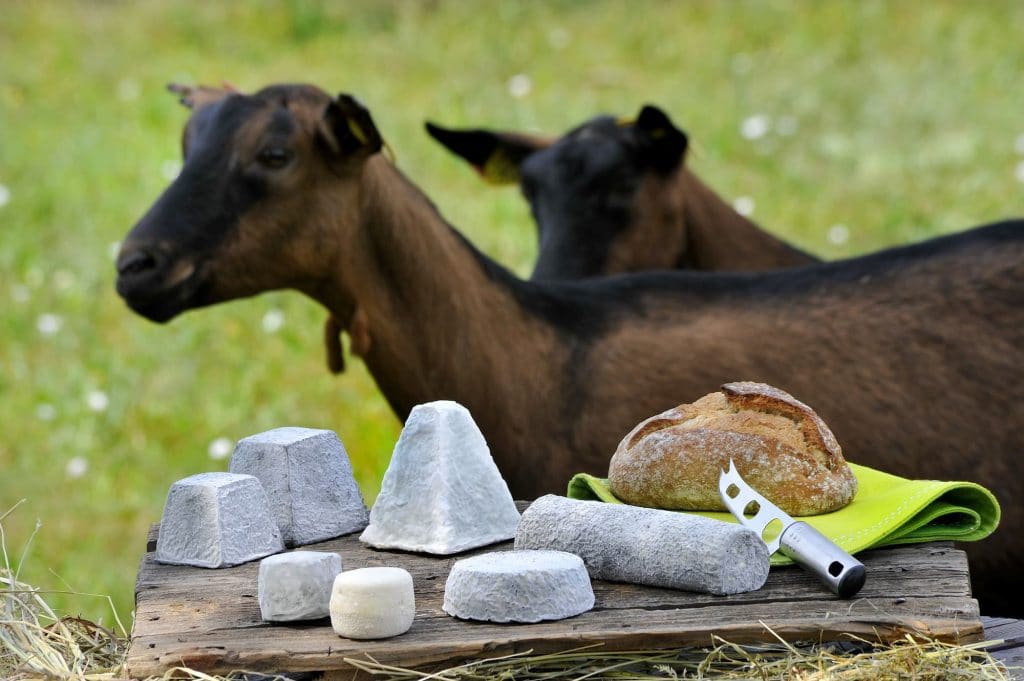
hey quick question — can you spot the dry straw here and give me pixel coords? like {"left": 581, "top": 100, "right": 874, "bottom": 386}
{"left": 0, "top": 500, "right": 1016, "bottom": 680}
{"left": 1, "top": 500, "right": 127, "bottom": 680}
{"left": 344, "top": 632, "right": 1012, "bottom": 681}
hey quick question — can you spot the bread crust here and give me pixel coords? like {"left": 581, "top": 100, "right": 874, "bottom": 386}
{"left": 608, "top": 382, "right": 857, "bottom": 516}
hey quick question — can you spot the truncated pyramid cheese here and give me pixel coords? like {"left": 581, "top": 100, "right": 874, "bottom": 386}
{"left": 443, "top": 550, "right": 595, "bottom": 623}
{"left": 156, "top": 472, "right": 284, "bottom": 568}
{"left": 359, "top": 401, "right": 520, "bottom": 555}
{"left": 230, "top": 427, "right": 369, "bottom": 547}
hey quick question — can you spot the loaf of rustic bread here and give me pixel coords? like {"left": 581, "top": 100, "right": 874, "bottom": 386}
{"left": 608, "top": 382, "right": 857, "bottom": 516}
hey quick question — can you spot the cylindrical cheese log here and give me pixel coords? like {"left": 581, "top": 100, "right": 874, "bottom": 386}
{"left": 514, "top": 495, "right": 769, "bottom": 595}
{"left": 330, "top": 567, "right": 415, "bottom": 639}
{"left": 443, "top": 550, "right": 594, "bottom": 623}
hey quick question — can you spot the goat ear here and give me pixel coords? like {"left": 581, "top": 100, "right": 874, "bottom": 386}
{"left": 166, "top": 82, "right": 237, "bottom": 110}
{"left": 424, "top": 122, "right": 549, "bottom": 185}
{"left": 634, "top": 104, "right": 688, "bottom": 173}
{"left": 320, "top": 93, "right": 383, "bottom": 157}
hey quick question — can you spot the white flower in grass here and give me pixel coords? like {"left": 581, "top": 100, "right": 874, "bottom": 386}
{"left": 11, "top": 284, "right": 30, "bottom": 303}
{"left": 1015, "top": 160, "right": 1024, "bottom": 184}
{"left": 261, "top": 308, "right": 285, "bottom": 334}
{"left": 86, "top": 390, "right": 109, "bottom": 413}
{"left": 1014, "top": 134, "right": 1024, "bottom": 155}
{"left": 35, "top": 403, "right": 57, "bottom": 421}
{"left": 828, "top": 224, "right": 850, "bottom": 246}
{"left": 161, "top": 160, "right": 182, "bottom": 181}
{"left": 36, "top": 313, "right": 63, "bottom": 336}
{"left": 66, "top": 456, "right": 88, "bottom": 479}
{"left": 108, "top": 241, "right": 122, "bottom": 261}
{"left": 732, "top": 196, "right": 755, "bottom": 217}
{"left": 740, "top": 115, "right": 770, "bottom": 141}
{"left": 507, "top": 74, "right": 533, "bottom": 99}
{"left": 0, "top": 183, "right": 9, "bottom": 208}
{"left": 208, "top": 437, "right": 233, "bottom": 461}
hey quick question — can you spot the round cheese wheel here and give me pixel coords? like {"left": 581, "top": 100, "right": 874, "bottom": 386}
{"left": 329, "top": 567, "right": 414, "bottom": 639}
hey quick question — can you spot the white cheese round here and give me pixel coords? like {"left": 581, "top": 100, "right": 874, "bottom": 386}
{"left": 329, "top": 567, "right": 415, "bottom": 639}
{"left": 443, "top": 550, "right": 594, "bottom": 623}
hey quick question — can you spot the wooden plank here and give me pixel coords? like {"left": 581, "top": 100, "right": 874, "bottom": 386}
{"left": 128, "top": 521, "right": 981, "bottom": 679}
{"left": 982, "top": 616, "right": 1024, "bottom": 678}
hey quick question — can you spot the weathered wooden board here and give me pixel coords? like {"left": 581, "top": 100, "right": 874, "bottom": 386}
{"left": 982, "top": 617, "right": 1024, "bottom": 677}
{"left": 128, "top": 511, "right": 982, "bottom": 679}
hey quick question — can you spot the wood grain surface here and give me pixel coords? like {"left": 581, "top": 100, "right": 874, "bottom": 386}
{"left": 129, "top": 515, "right": 982, "bottom": 679}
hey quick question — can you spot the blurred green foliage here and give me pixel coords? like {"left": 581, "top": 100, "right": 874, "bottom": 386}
{"left": 1, "top": 0, "right": 1022, "bottom": 625}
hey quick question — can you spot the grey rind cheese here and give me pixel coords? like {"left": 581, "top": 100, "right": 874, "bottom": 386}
{"left": 230, "top": 427, "right": 369, "bottom": 547}
{"left": 514, "top": 495, "right": 769, "bottom": 595}
{"left": 156, "top": 472, "right": 284, "bottom": 568}
{"left": 443, "top": 550, "right": 595, "bottom": 623}
{"left": 359, "top": 401, "right": 520, "bottom": 555}
{"left": 258, "top": 551, "right": 342, "bottom": 622}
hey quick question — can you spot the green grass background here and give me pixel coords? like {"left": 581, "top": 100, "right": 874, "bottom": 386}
{"left": 1, "top": 1, "right": 1022, "bottom": 626}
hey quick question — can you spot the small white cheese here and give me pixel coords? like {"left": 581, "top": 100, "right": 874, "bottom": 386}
{"left": 258, "top": 551, "right": 342, "bottom": 622}
{"left": 443, "top": 550, "right": 595, "bottom": 623}
{"left": 329, "top": 567, "right": 415, "bottom": 639}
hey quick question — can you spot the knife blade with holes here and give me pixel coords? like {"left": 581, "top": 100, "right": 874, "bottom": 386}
{"left": 718, "top": 459, "right": 866, "bottom": 598}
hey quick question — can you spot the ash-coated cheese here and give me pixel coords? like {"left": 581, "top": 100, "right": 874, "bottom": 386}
{"left": 515, "top": 495, "right": 770, "bottom": 595}
{"left": 329, "top": 567, "right": 415, "bottom": 639}
{"left": 258, "top": 551, "right": 342, "bottom": 622}
{"left": 156, "top": 472, "right": 284, "bottom": 568}
{"left": 443, "top": 550, "right": 595, "bottom": 623}
{"left": 359, "top": 401, "right": 520, "bottom": 555}
{"left": 230, "top": 427, "right": 369, "bottom": 546}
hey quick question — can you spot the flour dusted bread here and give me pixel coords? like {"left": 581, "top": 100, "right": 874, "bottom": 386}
{"left": 608, "top": 382, "right": 856, "bottom": 516}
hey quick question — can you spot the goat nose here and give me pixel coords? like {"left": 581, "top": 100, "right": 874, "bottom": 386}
{"left": 116, "top": 248, "right": 162, "bottom": 277}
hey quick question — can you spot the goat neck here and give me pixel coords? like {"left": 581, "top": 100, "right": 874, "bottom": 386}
{"left": 671, "top": 169, "right": 817, "bottom": 271}
{"left": 314, "top": 156, "right": 571, "bottom": 493}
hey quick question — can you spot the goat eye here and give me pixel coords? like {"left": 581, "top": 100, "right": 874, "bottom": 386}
{"left": 257, "top": 147, "right": 292, "bottom": 169}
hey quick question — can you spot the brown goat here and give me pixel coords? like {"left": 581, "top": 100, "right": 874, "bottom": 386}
{"left": 426, "top": 109, "right": 817, "bottom": 280}
{"left": 116, "top": 84, "right": 1023, "bottom": 615}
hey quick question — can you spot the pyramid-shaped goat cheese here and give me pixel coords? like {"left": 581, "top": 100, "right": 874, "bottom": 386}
{"left": 360, "top": 400, "right": 520, "bottom": 554}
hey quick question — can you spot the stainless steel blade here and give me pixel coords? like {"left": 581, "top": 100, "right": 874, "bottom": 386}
{"left": 718, "top": 458, "right": 787, "bottom": 554}
{"left": 718, "top": 459, "right": 866, "bottom": 598}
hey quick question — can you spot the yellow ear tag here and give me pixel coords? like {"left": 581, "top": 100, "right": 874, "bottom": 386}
{"left": 481, "top": 150, "right": 520, "bottom": 185}
{"left": 382, "top": 139, "right": 397, "bottom": 163}
{"left": 345, "top": 116, "right": 395, "bottom": 162}
{"left": 347, "top": 118, "right": 369, "bottom": 145}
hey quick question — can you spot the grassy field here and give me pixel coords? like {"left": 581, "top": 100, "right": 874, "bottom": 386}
{"left": 1, "top": 1, "right": 1022, "bottom": 627}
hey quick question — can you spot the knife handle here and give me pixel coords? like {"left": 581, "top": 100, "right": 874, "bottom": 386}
{"left": 779, "top": 522, "right": 866, "bottom": 598}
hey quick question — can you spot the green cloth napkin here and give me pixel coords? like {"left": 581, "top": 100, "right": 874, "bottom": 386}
{"left": 566, "top": 463, "right": 1000, "bottom": 566}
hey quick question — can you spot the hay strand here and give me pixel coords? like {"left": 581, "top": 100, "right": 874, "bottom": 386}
{"left": 343, "top": 631, "right": 1011, "bottom": 681}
